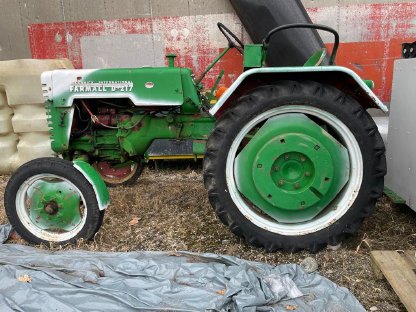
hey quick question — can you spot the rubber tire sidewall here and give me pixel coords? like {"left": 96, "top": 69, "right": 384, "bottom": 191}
{"left": 5, "top": 157, "right": 104, "bottom": 245}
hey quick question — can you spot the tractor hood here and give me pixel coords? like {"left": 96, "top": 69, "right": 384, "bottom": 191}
{"left": 41, "top": 68, "right": 185, "bottom": 107}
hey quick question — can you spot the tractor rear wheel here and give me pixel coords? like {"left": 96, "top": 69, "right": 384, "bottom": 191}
{"left": 5, "top": 158, "right": 104, "bottom": 245}
{"left": 203, "top": 80, "right": 386, "bottom": 252}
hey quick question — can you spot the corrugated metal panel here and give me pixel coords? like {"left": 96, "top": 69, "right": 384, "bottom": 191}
{"left": 0, "top": 59, "right": 73, "bottom": 174}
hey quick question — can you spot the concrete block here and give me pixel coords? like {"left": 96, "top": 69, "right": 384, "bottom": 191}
{"left": 63, "top": 0, "right": 151, "bottom": 22}
{"left": 0, "top": 0, "right": 29, "bottom": 60}
{"left": 301, "top": 0, "right": 339, "bottom": 8}
{"left": 151, "top": 0, "right": 190, "bottom": 17}
{"left": 19, "top": 0, "right": 63, "bottom": 23}
{"left": 188, "top": 0, "right": 234, "bottom": 15}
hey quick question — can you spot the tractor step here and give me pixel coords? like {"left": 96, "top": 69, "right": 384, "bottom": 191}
{"left": 146, "top": 139, "right": 203, "bottom": 160}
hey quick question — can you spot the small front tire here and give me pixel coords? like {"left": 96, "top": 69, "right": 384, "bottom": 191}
{"left": 5, "top": 157, "right": 104, "bottom": 245}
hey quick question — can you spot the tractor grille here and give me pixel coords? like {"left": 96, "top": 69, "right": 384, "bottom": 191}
{"left": 41, "top": 84, "right": 50, "bottom": 102}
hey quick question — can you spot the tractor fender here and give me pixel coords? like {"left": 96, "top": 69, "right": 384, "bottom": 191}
{"left": 209, "top": 66, "right": 388, "bottom": 117}
{"left": 72, "top": 160, "right": 110, "bottom": 210}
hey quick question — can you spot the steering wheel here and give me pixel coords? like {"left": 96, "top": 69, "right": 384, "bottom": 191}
{"left": 217, "top": 22, "right": 244, "bottom": 54}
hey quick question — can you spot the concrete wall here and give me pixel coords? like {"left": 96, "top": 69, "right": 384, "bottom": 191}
{"left": 0, "top": 0, "right": 235, "bottom": 61}
{"left": 1, "top": 0, "right": 416, "bottom": 102}
{"left": 1, "top": 0, "right": 413, "bottom": 60}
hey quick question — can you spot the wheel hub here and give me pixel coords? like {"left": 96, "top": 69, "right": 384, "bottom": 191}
{"left": 44, "top": 201, "right": 59, "bottom": 215}
{"left": 27, "top": 179, "right": 82, "bottom": 231}
{"left": 235, "top": 113, "right": 350, "bottom": 223}
{"left": 272, "top": 152, "right": 314, "bottom": 190}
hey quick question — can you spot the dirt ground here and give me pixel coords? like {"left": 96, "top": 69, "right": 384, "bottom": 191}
{"left": 0, "top": 167, "right": 415, "bottom": 311}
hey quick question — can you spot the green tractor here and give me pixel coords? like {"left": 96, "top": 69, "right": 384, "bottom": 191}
{"left": 4, "top": 23, "right": 386, "bottom": 252}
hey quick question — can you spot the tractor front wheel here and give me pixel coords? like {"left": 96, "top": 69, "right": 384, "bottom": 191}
{"left": 5, "top": 158, "right": 104, "bottom": 245}
{"left": 203, "top": 80, "right": 386, "bottom": 252}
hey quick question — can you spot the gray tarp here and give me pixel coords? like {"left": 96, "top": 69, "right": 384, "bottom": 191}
{"left": 0, "top": 225, "right": 364, "bottom": 311}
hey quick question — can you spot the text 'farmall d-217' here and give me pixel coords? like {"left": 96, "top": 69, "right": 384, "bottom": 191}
{"left": 4, "top": 19, "right": 387, "bottom": 252}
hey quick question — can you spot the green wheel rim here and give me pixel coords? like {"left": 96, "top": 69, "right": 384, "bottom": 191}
{"left": 227, "top": 106, "right": 363, "bottom": 236}
{"left": 235, "top": 113, "right": 350, "bottom": 223}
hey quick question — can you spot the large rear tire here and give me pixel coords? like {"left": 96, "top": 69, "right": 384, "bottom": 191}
{"left": 203, "top": 80, "right": 386, "bottom": 252}
{"left": 5, "top": 158, "right": 104, "bottom": 245}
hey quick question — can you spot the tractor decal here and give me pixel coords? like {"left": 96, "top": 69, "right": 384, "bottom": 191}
{"left": 69, "top": 81, "right": 134, "bottom": 93}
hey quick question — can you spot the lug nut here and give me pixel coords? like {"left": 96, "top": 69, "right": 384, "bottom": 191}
{"left": 294, "top": 183, "right": 300, "bottom": 189}
{"left": 284, "top": 155, "right": 289, "bottom": 160}
{"left": 305, "top": 171, "right": 311, "bottom": 177}
{"left": 300, "top": 157, "right": 306, "bottom": 162}
{"left": 278, "top": 179, "right": 284, "bottom": 186}
{"left": 273, "top": 166, "right": 280, "bottom": 171}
